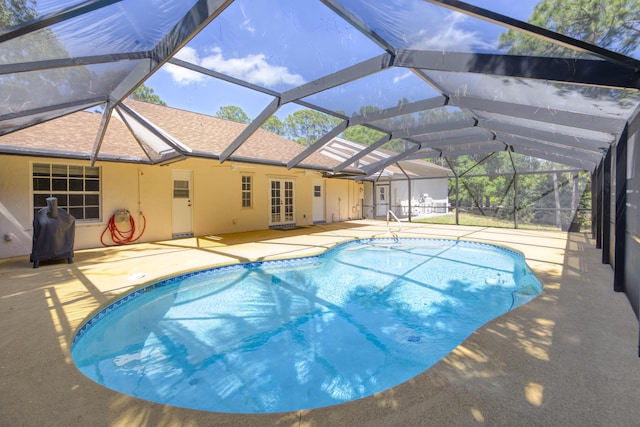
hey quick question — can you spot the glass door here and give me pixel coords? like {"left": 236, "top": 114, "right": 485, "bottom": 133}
{"left": 270, "top": 179, "right": 295, "bottom": 226}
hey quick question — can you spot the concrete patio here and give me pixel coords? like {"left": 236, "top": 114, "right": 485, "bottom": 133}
{"left": 1, "top": 220, "right": 638, "bottom": 426}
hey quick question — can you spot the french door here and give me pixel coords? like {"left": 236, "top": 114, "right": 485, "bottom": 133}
{"left": 270, "top": 179, "right": 295, "bottom": 226}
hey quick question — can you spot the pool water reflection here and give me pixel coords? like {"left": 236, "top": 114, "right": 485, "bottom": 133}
{"left": 71, "top": 238, "right": 542, "bottom": 413}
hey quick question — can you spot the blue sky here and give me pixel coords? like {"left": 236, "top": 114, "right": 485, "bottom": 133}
{"left": 141, "top": 0, "right": 567, "bottom": 120}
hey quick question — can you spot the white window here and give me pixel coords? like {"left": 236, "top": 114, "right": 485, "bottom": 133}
{"left": 32, "top": 163, "right": 101, "bottom": 221}
{"left": 241, "top": 175, "right": 252, "bottom": 208}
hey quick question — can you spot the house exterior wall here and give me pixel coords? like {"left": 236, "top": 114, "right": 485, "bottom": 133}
{"left": 325, "top": 178, "right": 364, "bottom": 222}
{"left": 362, "top": 181, "right": 374, "bottom": 219}
{"left": 0, "top": 157, "right": 32, "bottom": 257}
{"left": 363, "top": 176, "right": 449, "bottom": 219}
{"left": 0, "top": 155, "right": 359, "bottom": 259}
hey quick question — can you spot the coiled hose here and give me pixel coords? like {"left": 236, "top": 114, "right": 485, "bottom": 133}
{"left": 100, "top": 211, "right": 146, "bottom": 246}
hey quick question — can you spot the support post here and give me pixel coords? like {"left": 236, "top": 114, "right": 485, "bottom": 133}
{"left": 602, "top": 148, "right": 611, "bottom": 264}
{"left": 514, "top": 173, "right": 519, "bottom": 229}
{"left": 593, "top": 162, "right": 601, "bottom": 246}
{"left": 444, "top": 157, "right": 459, "bottom": 225}
{"left": 613, "top": 125, "right": 627, "bottom": 292}
{"left": 396, "top": 162, "right": 412, "bottom": 222}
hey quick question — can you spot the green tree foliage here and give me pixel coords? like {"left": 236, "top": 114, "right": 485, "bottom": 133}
{"left": 498, "top": 0, "right": 640, "bottom": 57}
{"left": 216, "top": 105, "right": 251, "bottom": 124}
{"left": 284, "top": 109, "right": 342, "bottom": 146}
{"left": 342, "top": 125, "right": 386, "bottom": 145}
{"left": 418, "top": 107, "right": 469, "bottom": 124}
{"left": 447, "top": 152, "right": 591, "bottom": 229}
{"left": 494, "top": 1, "right": 614, "bottom": 226}
{"left": 0, "top": 0, "right": 37, "bottom": 28}
{"left": 130, "top": 84, "right": 166, "bottom": 106}
{"left": 340, "top": 105, "right": 387, "bottom": 145}
{"left": 261, "top": 116, "right": 285, "bottom": 135}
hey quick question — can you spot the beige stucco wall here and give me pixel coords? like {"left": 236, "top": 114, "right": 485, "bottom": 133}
{"left": 325, "top": 178, "right": 363, "bottom": 222}
{"left": 0, "top": 155, "right": 361, "bottom": 259}
{"left": 0, "top": 156, "right": 32, "bottom": 257}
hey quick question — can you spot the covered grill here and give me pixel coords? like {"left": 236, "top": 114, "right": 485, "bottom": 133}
{"left": 30, "top": 197, "right": 75, "bottom": 268}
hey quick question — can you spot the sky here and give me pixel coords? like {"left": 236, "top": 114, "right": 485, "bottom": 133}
{"left": 139, "top": 0, "right": 598, "bottom": 121}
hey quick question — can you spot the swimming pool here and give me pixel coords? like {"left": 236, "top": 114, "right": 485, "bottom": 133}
{"left": 71, "top": 238, "right": 542, "bottom": 413}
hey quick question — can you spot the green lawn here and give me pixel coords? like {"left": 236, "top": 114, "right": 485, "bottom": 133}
{"left": 412, "top": 213, "right": 563, "bottom": 231}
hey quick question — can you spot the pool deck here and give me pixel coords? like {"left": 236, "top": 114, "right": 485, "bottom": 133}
{"left": 1, "top": 220, "right": 639, "bottom": 426}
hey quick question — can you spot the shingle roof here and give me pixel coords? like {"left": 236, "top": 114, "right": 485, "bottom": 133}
{"left": 0, "top": 109, "right": 147, "bottom": 161}
{"left": 0, "top": 100, "right": 341, "bottom": 169}
{"left": 122, "top": 100, "right": 339, "bottom": 168}
{"left": 0, "top": 99, "right": 447, "bottom": 178}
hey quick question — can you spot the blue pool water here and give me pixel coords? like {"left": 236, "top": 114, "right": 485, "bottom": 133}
{"left": 71, "top": 238, "right": 542, "bottom": 413}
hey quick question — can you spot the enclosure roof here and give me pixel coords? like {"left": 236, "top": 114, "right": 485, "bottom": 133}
{"left": 1, "top": 0, "right": 640, "bottom": 174}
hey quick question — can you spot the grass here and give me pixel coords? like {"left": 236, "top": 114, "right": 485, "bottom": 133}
{"left": 412, "top": 213, "right": 563, "bottom": 231}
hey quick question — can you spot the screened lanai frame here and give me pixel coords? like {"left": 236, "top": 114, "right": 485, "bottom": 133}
{"left": 0, "top": 0, "right": 639, "bottom": 213}
{"left": 1, "top": 0, "right": 640, "bottom": 353}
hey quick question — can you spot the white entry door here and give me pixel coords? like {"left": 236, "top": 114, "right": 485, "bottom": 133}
{"left": 172, "top": 170, "right": 193, "bottom": 238}
{"left": 376, "top": 184, "right": 390, "bottom": 217}
{"left": 312, "top": 179, "right": 325, "bottom": 224}
{"left": 270, "top": 179, "right": 295, "bottom": 227}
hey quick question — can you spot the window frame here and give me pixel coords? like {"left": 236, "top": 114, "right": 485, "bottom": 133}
{"left": 31, "top": 162, "right": 102, "bottom": 222}
{"left": 241, "top": 174, "right": 253, "bottom": 208}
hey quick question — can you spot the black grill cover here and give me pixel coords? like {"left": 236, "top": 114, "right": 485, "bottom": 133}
{"left": 31, "top": 197, "right": 75, "bottom": 268}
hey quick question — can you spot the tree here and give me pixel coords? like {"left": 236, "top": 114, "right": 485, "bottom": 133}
{"left": 342, "top": 125, "right": 386, "bottom": 145}
{"left": 261, "top": 115, "right": 285, "bottom": 135}
{"left": 0, "top": 0, "right": 37, "bottom": 28}
{"left": 498, "top": 0, "right": 640, "bottom": 57}
{"left": 495, "top": 1, "right": 617, "bottom": 227}
{"left": 216, "top": 105, "right": 250, "bottom": 124}
{"left": 130, "top": 84, "right": 166, "bottom": 106}
{"left": 284, "top": 109, "right": 342, "bottom": 146}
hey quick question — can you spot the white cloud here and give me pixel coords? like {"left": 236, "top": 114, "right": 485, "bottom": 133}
{"left": 242, "top": 18, "right": 255, "bottom": 35}
{"left": 239, "top": 4, "right": 255, "bottom": 35}
{"left": 393, "top": 70, "right": 414, "bottom": 84}
{"left": 409, "top": 12, "right": 493, "bottom": 52}
{"left": 164, "top": 46, "right": 305, "bottom": 88}
{"left": 163, "top": 47, "right": 206, "bottom": 85}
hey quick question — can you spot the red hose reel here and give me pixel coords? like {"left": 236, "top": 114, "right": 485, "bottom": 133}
{"left": 100, "top": 210, "right": 146, "bottom": 246}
